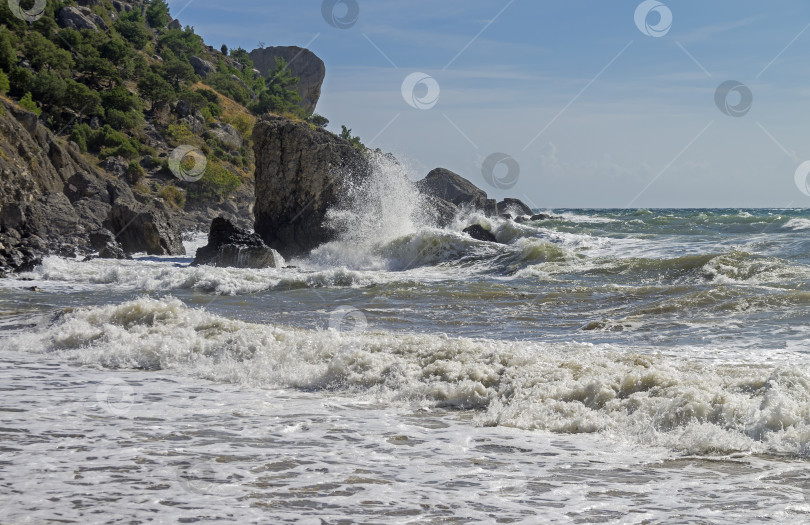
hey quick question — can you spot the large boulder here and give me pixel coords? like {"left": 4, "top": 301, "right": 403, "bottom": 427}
{"left": 192, "top": 217, "right": 284, "bottom": 268}
{"left": 57, "top": 6, "right": 107, "bottom": 31}
{"left": 205, "top": 123, "right": 243, "bottom": 150}
{"left": 248, "top": 46, "right": 325, "bottom": 116}
{"left": 417, "top": 168, "right": 494, "bottom": 213}
{"left": 497, "top": 198, "right": 533, "bottom": 216}
{"left": 422, "top": 195, "right": 459, "bottom": 228}
{"left": 252, "top": 115, "right": 370, "bottom": 257}
{"left": 105, "top": 200, "right": 185, "bottom": 256}
{"left": 189, "top": 56, "right": 217, "bottom": 78}
{"left": 463, "top": 224, "right": 498, "bottom": 243}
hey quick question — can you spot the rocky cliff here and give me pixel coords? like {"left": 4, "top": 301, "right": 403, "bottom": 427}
{"left": 248, "top": 46, "right": 326, "bottom": 116}
{"left": 0, "top": 98, "right": 184, "bottom": 272}
{"left": 252, "top": 115, "right": 369, "bottom": 257}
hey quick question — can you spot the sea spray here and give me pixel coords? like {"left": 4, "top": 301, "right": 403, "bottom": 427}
{"left": 307, "top": 152, "right": 433, "bottom": 269}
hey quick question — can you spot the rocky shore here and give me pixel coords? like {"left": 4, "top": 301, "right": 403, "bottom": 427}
{"left": 0, "top": 95, "right": 535, "bottom": 273}
{"left": 0, "top": 23, "right": 532, "bottom": 274}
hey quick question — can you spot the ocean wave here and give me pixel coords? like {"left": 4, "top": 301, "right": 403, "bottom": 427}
{"left": 9, "top": 297, "right": 810, "bottom": 457}
{"left": 784, "top": 218, "right": 810, "bottom": 231}
{"left": 18, "top": 256, "right": 392, "bottom": 295}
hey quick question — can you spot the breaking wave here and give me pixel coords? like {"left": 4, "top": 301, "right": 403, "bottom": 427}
{"left": 8, "top": 296, "right": 810, "bottom": 457}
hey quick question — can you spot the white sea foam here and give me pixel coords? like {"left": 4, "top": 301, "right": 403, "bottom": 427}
{"left": 784, "top": 218, "right": 810, "bottom": 231}
{"left": 9, "top": 296, "right": 810, "bottom": 457}
{"left": 14, "top": 255, "right": 400, "bottom": 295}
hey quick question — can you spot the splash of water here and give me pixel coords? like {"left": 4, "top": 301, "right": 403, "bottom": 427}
{"left": 307, "top": 153, "right": 433, "bottom": 269}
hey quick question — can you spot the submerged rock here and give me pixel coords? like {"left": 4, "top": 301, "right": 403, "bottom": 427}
{"left": 530, "top": 213, "right": 562, "bottom": 221}
{"left": 463, "top": 224, "right": 498, "bottom": 243}
{"left": 193, "top": 217, "right": 284, "bottom": 269}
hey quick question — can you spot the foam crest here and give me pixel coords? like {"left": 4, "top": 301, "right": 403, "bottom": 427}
{"left": 11, "top": 297, "right": 810, "bottom": 457}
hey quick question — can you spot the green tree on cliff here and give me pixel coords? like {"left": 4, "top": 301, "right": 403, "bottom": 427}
{"left": 146, "top": 0, "right": 171, "bottom": 28}
{"left": 252, "top": 57, "right": 304, "bottom": 117}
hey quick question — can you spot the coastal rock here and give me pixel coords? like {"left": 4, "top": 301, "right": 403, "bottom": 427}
{"left": 105, "top": 200, "right": 185, "bottom": 255}
{"left": 463, "top": 224, "right": 498, "bottom": 243}
{"left": 497, "top": 198, "right": 533, "bottom": 216}
{"left": 192, "top": 217, "right": 284, "bottom": 268}
{"left": 530, "top": 213, "right": 562, "bottom": 221}
{"left": 422, "top": 194, "right": 460, "bottom": 228}
{"left": 252, "top": 114, "right": 370, "bottom": 257}
{"left": 417, "top": 168, "right": 498, "bottom": 217}
{"left": 58, "top": 6, "right": 107, "bottom": 31}
{"left": 248, "top": 46, "right": 326, "bottom": 116}
{"left": 189, "top": 56, "right": 217, "bottom": 78}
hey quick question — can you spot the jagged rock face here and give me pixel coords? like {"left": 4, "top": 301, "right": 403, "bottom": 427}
{"left": 417, "top": 168, "right": 496, "bottom": 215}
{"left": 421, "top": 195, "right": 460, "bottom": 228}
{"left": 189, "top": 56, "right": 216, "bottom": 78}
{"left": 205, "top": 123, "right": 242, "bottom": 150}
{"left": 252, "top": 115, "right": 369, "bottom": 257}
{"left": 58, "top": 6, "right": 108, "bottom": 31}
{"left": 0, "top": 99, "right": 184, "bottom": 271}
{"left": 192, "top": 217, "right": 284, "bottom": 268}
{"left": 105, "top": 200, "right": 185, "bottom": 256}
{"left": 248, "top": 46, "right": 326, "bottom": 116}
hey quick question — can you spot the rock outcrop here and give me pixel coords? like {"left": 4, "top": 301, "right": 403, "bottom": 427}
{"left": 0, "top": 99, "right": 184, "bottom": 272}
{"left": 189, "top": 56, "right": 217, "bottom": 78}
{"left": 192, "top": 217, "right": 284, "bottom": 268}
{"left": 58, "top": 6, "right": 107, "bottom": 31}
{"left": 497, "top": 198, "right": 533, "bottom": 216}
{"left": 463, "top": 224, "right": 498, "bottom": 243}
{"left": 248, "top": 46, "right": 326, "bottom": 116}
{"left": 252, "top": 115, "right": 370, "bottom": 257}
{"left": 417, "top": 168, "right": 497, "bottom": 216}
{"left": 421, "top": 194, "right": 460, "bottom": 228}
{"left": 205, "top": 123, "right": 242, "bottom": 150}
{"left": 105, "top": 200, "right": 185, "bottom": 255}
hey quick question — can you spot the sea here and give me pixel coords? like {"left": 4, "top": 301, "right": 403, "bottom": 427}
{"left": 2, "top": 159, "right": 810, "bottom": 523}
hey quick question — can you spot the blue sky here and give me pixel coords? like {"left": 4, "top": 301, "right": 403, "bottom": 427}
{"left": 167, "top": 0, "right": 810, "bottom": 207}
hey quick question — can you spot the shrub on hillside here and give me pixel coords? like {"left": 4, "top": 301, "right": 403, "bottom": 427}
{"left": 158, "top": 185, "right": 185, "bottom": 209}
{"left": 0, "top": 70, "right": 8, "bottom": 95}
{"left": 186, "top": 160, "right": 241, "bottom": 201}
{"left": 114, "top": 10, "right": 150, "bottom": 50}
{"left": 19, "top": 92, "right": 40, "bottom": 116}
